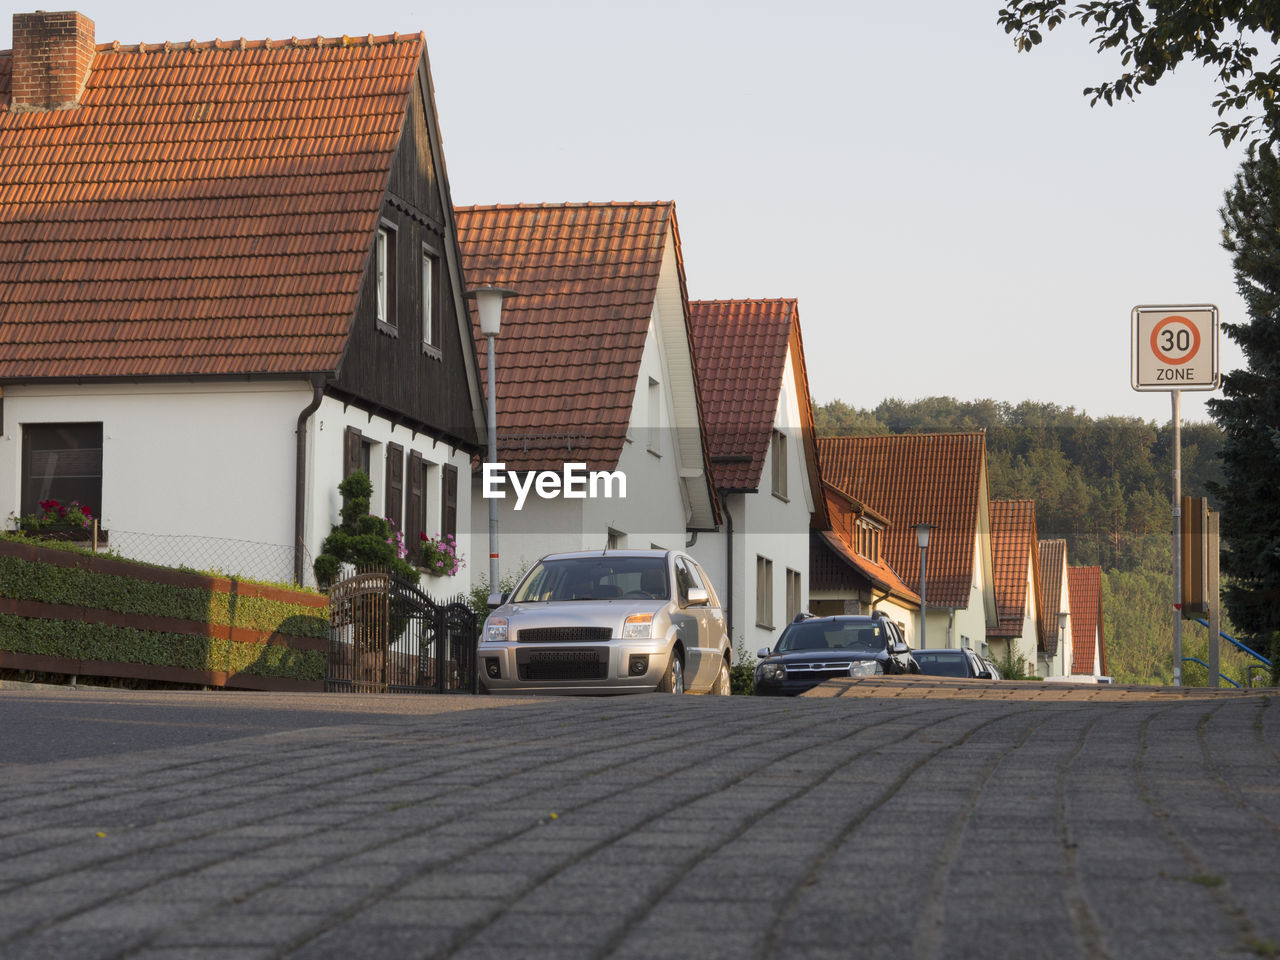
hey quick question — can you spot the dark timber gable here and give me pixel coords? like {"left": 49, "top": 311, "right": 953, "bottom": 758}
{"left": 333, "top": 52, "right": 485, "bottom": 451}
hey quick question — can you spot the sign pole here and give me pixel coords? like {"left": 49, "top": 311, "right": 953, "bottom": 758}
{"left": 1171, "top": 390, "right": 1182, "bottom": 687}
{"left": 1132, "top": 305, "right": 1218, "bottom": 688}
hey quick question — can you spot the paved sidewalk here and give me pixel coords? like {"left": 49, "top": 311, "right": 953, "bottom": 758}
{"left": 1, "top": 686, "right": 1277, "bottom": 959}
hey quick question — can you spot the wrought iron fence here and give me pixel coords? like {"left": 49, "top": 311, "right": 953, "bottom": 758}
{"left": 326, "top": 570, "right": 478, "bottom": 694}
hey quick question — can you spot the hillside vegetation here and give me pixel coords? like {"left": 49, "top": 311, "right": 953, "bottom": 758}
{"left": 815, "top": 397, "right": 1260, "bottom": 685}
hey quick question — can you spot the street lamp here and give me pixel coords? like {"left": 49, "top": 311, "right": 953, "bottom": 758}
{"left": 467, "top": 286, "right": 516, "bottom": 598}
{"left": 1058, "top": 612, "right": 1069, "bottom": 677}
{"left": 915, "top": 523, "right": 933, "bottom": 649}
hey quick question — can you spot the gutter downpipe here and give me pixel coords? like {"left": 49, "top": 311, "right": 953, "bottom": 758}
{"left": 722, "top": 493, "right": 734, "bottom": 643}
{"left": 294, "top": 376, "right": 326, "bottom": 586}
{"left": 947, "top": 609, "right": 956, "bottom": 649}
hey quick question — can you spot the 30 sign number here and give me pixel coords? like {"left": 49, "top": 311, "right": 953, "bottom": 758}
{"left": 1149, "top": 315, "right": 1200, "bottom": 365}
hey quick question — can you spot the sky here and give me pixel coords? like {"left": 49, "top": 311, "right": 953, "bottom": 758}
{"left": 2, "top": 1, "right": 1255, "bottom": 425}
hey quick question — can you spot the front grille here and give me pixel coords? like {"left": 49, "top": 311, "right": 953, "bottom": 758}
{"left": 516, "top": 648, "right": 608, "bottom": 681}
{"left": 517, "top": 626, "right": 614, "bottom": 644}
{"left": 786, "top": 662, "right": 854, "bottom": 680}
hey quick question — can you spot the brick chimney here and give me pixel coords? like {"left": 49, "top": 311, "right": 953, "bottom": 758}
{"left": 10, "top": 11, "right": 95, "bottom": 113}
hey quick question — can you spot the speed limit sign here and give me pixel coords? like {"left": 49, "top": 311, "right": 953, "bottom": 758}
{"left": 1131, "top": 305, "right": 1219, "bottom": 391}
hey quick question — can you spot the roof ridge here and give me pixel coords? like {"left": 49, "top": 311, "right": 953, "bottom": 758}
{"left": 93, "top": 32, "right": 425, "bottom": 53}
{"left": 454, "top": 201, "right": 673, "bottom": 213}
{"left": 690, "top": 297, "right": 798, "bottom": 307}
{"left": 820, "top": 430, "right": 988, "bottom": 441}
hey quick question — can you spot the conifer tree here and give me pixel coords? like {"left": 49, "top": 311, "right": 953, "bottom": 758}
{"left": 1210, "top": 147, "right": 1280, "bottom": 676}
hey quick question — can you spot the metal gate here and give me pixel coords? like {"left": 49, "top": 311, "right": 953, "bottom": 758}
{"left": 326, "top": 570, "right": 478, "bottom": 694}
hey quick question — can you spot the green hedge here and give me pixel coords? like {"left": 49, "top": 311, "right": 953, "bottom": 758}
{"left": 0, "top": 614, "right": 326, "bottom": 680}
{"left": 0, "top": 545, "right": 329, "bottom": 684}
{"left": 0, "top": 556, "right": 328, "bottom": 638}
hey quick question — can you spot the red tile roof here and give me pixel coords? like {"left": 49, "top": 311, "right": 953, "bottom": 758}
{"left": 0, "top": 31, "right": 423, "bottom": 379}
{"left": 818, "top": 433, "right": 987, "bottom": 609}
{"left": 1068, "top": 565, "right": 1106, "bottom": 675}
{"left": 812, "top": 530, "right": 921, "bottom": 606}
{"left": 688, "top": 299, "right": 795, "bottom": 491}
{"left": 988, "top": 499, "right": 1040, "bottom": 640}
{"left": 1038, "top": 539, "right": 1068, "bottom": 656}
{"left": 454, "top": 202, "right": 679, "bottom": 472}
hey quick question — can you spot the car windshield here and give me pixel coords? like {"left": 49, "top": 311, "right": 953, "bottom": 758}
{"left": 913, "top": 652, "right": 969, "bottom": 677}
{"left": 776, "top": 621, "right": 887, "bottom": 654}
{"left": 510, "top": 556, "right": 670, "bottom": 603}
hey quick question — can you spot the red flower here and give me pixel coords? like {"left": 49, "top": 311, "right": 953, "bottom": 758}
{"left": 80, "top": 505, "right": 92, "bottom": 517}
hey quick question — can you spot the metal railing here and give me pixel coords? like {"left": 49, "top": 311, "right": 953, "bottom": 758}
{"left": 1191, "top": 619, "right": 1271, "bottom": 668}
{"left": 1180, "top": 657, "right": 1242, "bottom": 688}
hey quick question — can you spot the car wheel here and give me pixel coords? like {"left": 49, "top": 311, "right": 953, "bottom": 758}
{"left": 658, "top": 649, "right": 685, "bottom": 694}
{"left": 711, "top": 657, "right": 730, "bottom": 695}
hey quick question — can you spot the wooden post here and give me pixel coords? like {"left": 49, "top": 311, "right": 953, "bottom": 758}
{"left": 1208, "top": 509, "right": 1220, "bottom": 688}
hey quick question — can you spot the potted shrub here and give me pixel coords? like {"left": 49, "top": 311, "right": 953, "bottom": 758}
{"left": 312, "top": 471, "right": 420, "bottom": 589}
{"left": 419, "top": 533, "right": 465, "bottom": 577}
{"left": 10, "top": 499, "right": 102, "bottom": 542}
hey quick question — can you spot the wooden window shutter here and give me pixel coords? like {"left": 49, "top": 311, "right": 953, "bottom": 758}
{"left": 344, "top": 426, "right": 362, "bottom": 478}
{"left": 407, "top": 449, "right": 424, "bottom": 538}
{"left": 386, "top": 442, "right": 404, "bottom": 530}
{"left": 441, "top": 463, "right": 458, "bottom": 542}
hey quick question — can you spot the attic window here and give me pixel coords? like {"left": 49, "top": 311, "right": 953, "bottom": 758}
{"left": 855, "top": 517, "right": 883, "bottom": 562}
{"left": 771, "top": 429, "right": 788, "bottom": 501}
{"left": 421, "top": 242, "right": 441, "bottom": 357}
{"left": 376, "top": 222, "right": 398, "bottom": 333}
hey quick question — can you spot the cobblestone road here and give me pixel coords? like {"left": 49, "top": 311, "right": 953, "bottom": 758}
{"left": 1, "top": 683, "right": 1277, "bottom": 959}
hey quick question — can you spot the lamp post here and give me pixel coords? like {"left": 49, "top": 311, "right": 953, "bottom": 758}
{"left": 467, "top": 286, "right": 516, "bottom": 596}
{"left": 1058, "top": 612, "right": 1069, "bottom": 677}
{"left": 915, "top": 523, "right": 933, "bottom": 649}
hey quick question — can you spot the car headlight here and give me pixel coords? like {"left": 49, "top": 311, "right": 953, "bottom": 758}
{"left": 622, "top": 614, "right": 653, "bottom": 639}
{"left": 485, "top": 617, "right": 508, "bottom": 644}
{"left": 848, "top": 660, "right": 884, "bottom": 678}
{"left": 758, "top": 662, "right": 785, "bottom": 681}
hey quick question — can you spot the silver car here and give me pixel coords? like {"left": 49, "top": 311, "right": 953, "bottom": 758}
{"left": 478, "top": 549, "right": 732, "bottom": 695}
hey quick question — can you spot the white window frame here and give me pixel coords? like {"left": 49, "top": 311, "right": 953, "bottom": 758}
{"left": 756, "top": 555, "right": 774, "bottom": 629}
{"left": 421, "top": 241, "right": 441, "bottom": 357}
{"left": 376, "top": 221, "right": 397, "bottom": 332}
{"left": 771, "top": 429, "right": 788, "bottom": 501}
{"left": 785, "top": 567, "right": 802, "bottom": 623}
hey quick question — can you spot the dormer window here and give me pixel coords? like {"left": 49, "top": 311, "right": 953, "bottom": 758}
{"left": 855, "top": 517, "right": 883, "bottom": 562}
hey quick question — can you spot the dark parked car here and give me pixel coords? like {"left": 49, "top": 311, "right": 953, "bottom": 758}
{"left": 754, "top": 612, "right": 919, "bottom": 696}
{"left": 912, "top": 647, "right": 995, "bottom": 679}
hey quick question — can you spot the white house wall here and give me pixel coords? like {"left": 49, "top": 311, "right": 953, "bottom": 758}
{"left": 307, "top": 395, "right": 474, "bottom": 594}
{"left": 1037, "top": 556, "right": 1073, "bottom": 677}
{"left": 471, "top": 314, "right": 693, "bottom": 588}
{"left": 1, "top": 383, "right": 474, "bottom": 592}
{"left": 690, "top": 348, "right": 814, "bottom": 655}
{"left": 2, "top": 381, "right": 307, "bottom": 582}
{"left": 918, "top": 534, "right": 991, "bottom": 654}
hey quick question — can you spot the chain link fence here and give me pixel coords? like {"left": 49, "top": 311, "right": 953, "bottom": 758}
{"left": 107, "top": 529, "right": 301, "bottom": 585}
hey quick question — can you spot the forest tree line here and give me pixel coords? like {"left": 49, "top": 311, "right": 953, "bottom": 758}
{"left": 814, "top": 396, "right": 1260, "bottom": 684}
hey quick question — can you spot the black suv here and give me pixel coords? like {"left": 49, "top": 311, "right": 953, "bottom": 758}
{"left": 754, "top": 612, "right": 919, "bottom": 697}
